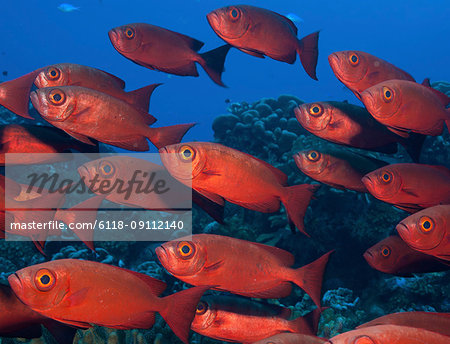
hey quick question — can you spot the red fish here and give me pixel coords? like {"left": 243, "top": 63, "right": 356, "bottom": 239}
{"left": 0, "top": 69, "right": 44, "bottom": 119}
{"left": 53, "top": 195, "right": 106, "bottom": 251}
{"left": 8, "top": 259, "right": 209, "bottom": 344}
{"left": 251, "top": 333, "right": 326, "bottom": 344}
{"left": 396, "top": 205, "right": 450, "bottom": 261}
{"left": 294, "top": 101, "right": 424, "bottom": 162}
{"left": 78, "top": 156, "right": 224, "bottom": 223}
{"left": 1, "top": 175, "right": 66, "bottom": 255}
{"left": 108, "top": 23, "right": 231, "bottom": 86}
{"left": 156, "top": 234, "right": 332, "bottom": 308}
{"left": 34, "top": 63, "right": 160, "bottom": 112}
{"left": 362, "top": 163, "right": 450, "bottom": 213}
{"left": 207, "top": 5, "right": 319, "bottom": 80}
{"left": 328, "top": 51, "right": 415, "bottom": 99}
{"left": 191, "top": 295, "right": 322, "bottom": 343}
{"left": 357, "top": 311, "right": 450, "bottom": 337}
{"left": 360, "top": 79, "right": 450, "bottom": 137}
{"left": 159, "top": 142, "right": 319, "bottom": 235}
{"left": 30, "top": 86, "right": 195, "bottom": 151}
{"left": 0, "top": 124, "right": 98, "bottom": 165}
{"left": 0, "top": 283, "right": 77, "bottom": 343}
{"left": 363, "top": 235, "right": 449, "bottom": 276}
{"left": 294, "top": 149, "right": 388, "bottom": 192}
{"left": 325, "top": 324, "right": 450, "bottom": 344}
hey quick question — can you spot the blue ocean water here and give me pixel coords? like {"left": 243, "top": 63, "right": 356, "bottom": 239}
{"left": 1, "top": 0, "right": 449, "bottom": 146}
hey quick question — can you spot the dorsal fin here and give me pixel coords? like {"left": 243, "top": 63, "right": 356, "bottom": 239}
{"left": 172, "top": 31, "right": 204, "bottom": 52}
{"left": 424, "top": 82, "right": 450, "bottom": 106}
{"left": 99, "top": 69, "right": 126, "bottom": 89}
{"left": 241, "top": 151, "right": 288, "bottom": 185}
{"left": 251, "top": 241, "right": 295, "bottom": 266}
{"left": 274, "top": 12, "right": 298, "bottom": 35}
{"left": 117, "top": 267, "right": 167, "bottom": 296}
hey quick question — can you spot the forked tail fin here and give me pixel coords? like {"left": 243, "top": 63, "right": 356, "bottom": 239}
{"left": 146, "top": 123, "right": 196, "bottom": 150}
{"left": 297, "top": 32, "right": 320, "bottom": 80}
{"left": 158, "top": 286, "right": 210, "bottom": 344}
{"left": 199, "top": 44, "right": 232, "bottom": 87}
{"left": 288, "top": 251, "right": 333, "bottom": 308}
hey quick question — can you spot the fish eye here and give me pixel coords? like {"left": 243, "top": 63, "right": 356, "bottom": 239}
{"left": 177, "top": 241, "right": 195, "bottom": 259}
{"left": 124, "top": 27, "right": 135, "bottom": 39}
{"left": 46, "top": 67, "right": 61, "bottom": 80}
{"left": 349, "top": 53, "right": 359, "bottom": 66}
{"left": 34, "top": 268, "right": 56, "bottom": 292}
{"left": 380, "top": 245, "right": 391, "bottom": 257}
{"left": 309, "top": 103, "right": 323, "bottom": 117}
{"left": 354, "top": 336, "right": 375, "bottom": 344}
{"left": 48, "top": 89, "right": 66, "bottom": 105}
{"left": 179, "top": 145, "right": 195, "bottom": 161}
{"left": 196, "top": 301, "right": 208, "bottom": 315}
{"left": 382, "top": 86, "right": 393, "bottom": 103}
{"left": 228, "top": 7, "right": 241, "bottom": 20}
{"left": 380, "top": 170, "right": 392, "bottom": 183}
{"left": 418, "top": 216, "right": 434, "bottom": 233}
{"left": 307, "top": 150, "right": 321, "bottom": 162}
{"left": 99, "top": 161, "right": 115, "bottom": 177}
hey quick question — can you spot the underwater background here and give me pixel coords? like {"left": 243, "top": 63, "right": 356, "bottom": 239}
{"left": 0, "top": 1, "right": 450, "bottom": 344}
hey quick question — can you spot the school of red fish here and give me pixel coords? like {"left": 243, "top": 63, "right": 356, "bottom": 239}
{"left": 0, "top": 4, "right": 449, "bottom": 344}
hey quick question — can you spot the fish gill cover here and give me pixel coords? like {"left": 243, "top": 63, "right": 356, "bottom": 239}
{"left": 0, "top": 1, "right": 449, "bottom": 344}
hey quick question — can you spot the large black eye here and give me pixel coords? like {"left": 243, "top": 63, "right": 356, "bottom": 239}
{"left": 40, "top": 275, "right": 50, "bottom": 284}
{"left": 48, "top": 89, "right": 66, "bottom": 105}
{"left": 228, "top": 7, "right": 241, "bottom": 21}
{"left": 382, "top": 86, "right": 393, "bottom": 103}
{"left": 307, "top": 150, "right": 321, "bottom": 162}
{"left": 46, "top": 67, "right": 61, "bottom": 80}
{"left": 124, "top": 27, "right": 135, "bottom": 39}
{"left": 196, "top": 301, "right": 208, "bottom": 315}
{"left": 349, "top": 53, "right": 359, "bottom": 66}
{"left": 34, "top": 268, "right": 56, "bottom": 292}
{"left": 381, "top": 246, "right": 391, "bottom": 257}
{"left": 380, "top": 171, "right": 392, "bottom": 183}
{"left": 179, "top": 146, "right": 195, "bottom": 161}
{"left": 177, "top": 241, "right": 195, "bottom": 259}
{"left": 309, "top": 103, "right": 323, "bottom": 117}
{"left": 99, "top": 161, "right": 115, "bottom": 177}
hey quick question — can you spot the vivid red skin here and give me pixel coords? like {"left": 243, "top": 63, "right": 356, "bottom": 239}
{"left": 191, "top": 296, "right": 315, "bottom": 343}
{"left": 293, "top": 150, "right": 386, "bottom": 192}
{"left": 109, "top": 24, "right": 204, "bottom": 76}
{"left": 328, "top": 51, "right": 415, "bottom": 99}
{"left": 396, "top": 205, "right": 450, "bottom": 261}
{"left": 357, "top": 311, "right": 450, "bottom": 337}
{"left": 362, "top": 163, "right": 450, "bottom": 213}
{"left": 326, "top": 324, "right": 450, "bottom": 344}
{"left": 156, "top": 234, "right": 330, "bottom": 307}
{"left": 33, "top": 63, "right": 158, "bottom": 111}
{"left": 0, "top": 124, "right": 95, "bottom": 165}
{"left": 363, "top": 235, "right": 449, "bottom": 276}
{"left": 208, "top": 5, "right": 300, "bottom": 63}
{"left": 159, "top": 142, "right": 317, "bottom": 234}
{"left": 361, "top": 79, "right": 450, "bottom": 136}
{"left": 295, "top": 101, "right": 402, "bottom": 154}
{"left": 30, "top": 86, "right": 193, "bottom": 151}
{"left": 251, "top": 333, "right": 326, "bottom": 344}
{"left": 9, "top": 259, "right": 208, "bottom": 344}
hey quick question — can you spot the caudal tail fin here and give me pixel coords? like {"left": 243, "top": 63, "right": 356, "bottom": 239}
{"left": 281, "top": 184, "right": 319, "bottom": 236}
{"left": 126, "top": 83, "right": 162, "bottom": 115}
{"left": 0, "top": 70, "right": 42, "bottom": 119}
{"left": 399, "top": 132, "right": 426, "bottom": 163}
{"left": 288, "top": 307, "right": 323, "bottom": 335}
{"left": 146, "top": 123, "right": 196, "bottom": 150}
{"left": 159, "top": 286, "right": 210, "bottom": 344}
{"left": 54, "top": 195, "right": 105, "bottom": 251}
{"left": 199, "top": 44, "right": 232, "bottom": 87}
{"left": 297, "top": 31, "right": 320, "bottom": 80}
{"left": 288, "top": 251, "right": 333, "bottom": 308}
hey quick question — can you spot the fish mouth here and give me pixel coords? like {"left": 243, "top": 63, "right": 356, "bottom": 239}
{"left": 155, "top": 246, "right": 167, "bottom": 264}
{"left": 108, "top": 29, "right": 123, "bottom": 51}
{"left": 8, "top": 273, "right": 23, "bottom": 295}
{"left": 206, "top": 12, "right": 220, "bottom": 31}
{"left": 360, "top": 90, "right": 375, "bottom": 108}
{"left": 77, "top": 166, "right": 91, "bottom": 184}
{"left": 361, "top": 175, "right": 373, "bottom": 190}
{"left": 328, "top": 53, "right": 339, "bottom": 69}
